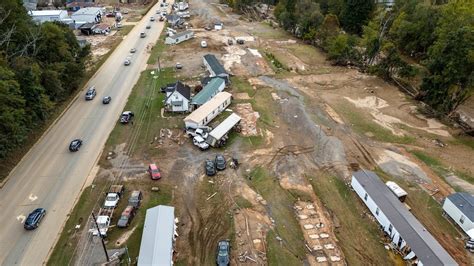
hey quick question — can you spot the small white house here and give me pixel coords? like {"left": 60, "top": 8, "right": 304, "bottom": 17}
{"left": 165, "top": 81, "right": 191, "bottom": 113}
{"left": 71, "top": 7, "right": 104, "bottom": 25}
{"left": 352, "top": 170, "right": 457, "bottom": 266}
{"left": 443, "top": 192, "right": 474, "bottom": 239}
{"left": 165, "top": 30, "right": 194, "bottom": 45}
{"left": 184, "top": 92, "right": 232, "bottom": 129}
{"left": 29, "top": 10, "right": 70, "bottom": 24}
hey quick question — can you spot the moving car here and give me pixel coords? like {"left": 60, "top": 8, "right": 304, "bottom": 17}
{"left": 150, "top": 16, "right": 155, "bottom": 21}
{"left": 146, "top": 24, "right": 151, "bottom": 29}
{"left": 128, "top": 190, "right": 143, "bottom": 208}
{"left": 200, "top": 40, "right": 208, "bottom": 48}
{"left": 140, "top": 32, "right": 146, "bottom": 38}
{"left": 120, "top": 111, "right": 134, "bottom": 124}
{"left": 216, "top": 240, "right": 230, "bottom": 266}
{"left": 102, "top": 96, "right": 111, "bottom": 104}
{"left": 24, "top": 208, "right": 46, "bottom": 230}
{"left": 205, "top": 159, "right": 216, "bottom": 176}
{"left": 215, "top": 154, "right": 226, "bottom": 171}
{"left": 130, "top": 48, "right": 137, "bottom": 53}
{"left": 124, "top": 57, "right": 131, "bottom": 66}
{"left": 117, "top": 206, "right": 136, "bottom": 228}
{"left": 69, "top": 139, "right": 82, "bottom": 152}
{"left": 148, "top": 163, "right": 161, "bottom": 180}
{"left": 85, "top": 87, "right": 96, "bottom": 100}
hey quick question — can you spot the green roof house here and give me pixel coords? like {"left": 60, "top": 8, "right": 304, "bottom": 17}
{"left": 191, "top": 77, "right": 225, "bottom": 107}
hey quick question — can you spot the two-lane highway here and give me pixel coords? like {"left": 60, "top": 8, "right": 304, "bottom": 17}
{"left": 0, "top": 1, "right": 170, "bottom": 264}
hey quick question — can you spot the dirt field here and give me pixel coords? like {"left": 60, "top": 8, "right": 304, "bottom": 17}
{"left": 57, "top": 0, "right": 474, "bottom": 265}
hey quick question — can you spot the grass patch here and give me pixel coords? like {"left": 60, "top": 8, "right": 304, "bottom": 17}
{"left": 231, "top": 76, "right": 255, "bottom": 97}
{"left": 452, "top": 135, "right": 474, "bottom": 150}
{"left": 286, "top": 44, "right": 327, "bottom": 66}
{"left": 247, "top": 167, "right": 305, "bottom": 261}
{"left": 410, "top": 150, "right": 474, "bottom": 185}
{"left": 147, "top": 33, "right": 167, "bottom": 65}
{"left": 264, "top": 51, "right": 290, "bottom": 73}
{"left": 266, "top": 230, "right": 302, "bottom": 265}
{"left": 47, "top": 181, "right": 108, "bottom": 266}
{"left": 234, "top": 196, "right": 253, "bottom": 209}
{"left": 309, "top": 173, "right": 393, "bottom": 265}
{"left": 335, "top": 104, "right": 415, "bottom": 144}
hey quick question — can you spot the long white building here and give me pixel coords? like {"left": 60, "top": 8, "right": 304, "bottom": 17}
{"left": 351, "top": 170, "right": 457, "bottom": 266}
{"left": 443, "top": 192, "right": 474, "bottom": 239}
{"left": 184, "top": 91, "right": 232, "bottom": 129}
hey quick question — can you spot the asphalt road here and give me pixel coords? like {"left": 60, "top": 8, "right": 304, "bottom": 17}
{"left": 0, "top": 2, "right": 169, "bottom": 265}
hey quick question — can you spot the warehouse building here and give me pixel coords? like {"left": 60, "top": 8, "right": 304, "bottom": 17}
{"left": 29, "top": 10, "right": 71, "bottom": 24}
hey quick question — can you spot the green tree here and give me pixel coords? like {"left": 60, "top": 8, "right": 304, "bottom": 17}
{"left": 340, "top": 0, "right": 374, "bottom": 34}
{"left": 326, "top": 33, "right": 359, "bottom": 65}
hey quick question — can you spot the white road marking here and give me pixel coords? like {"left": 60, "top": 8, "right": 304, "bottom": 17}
{"left": 28, "top": 194, "right": 38, "bottom": 201}
{"left": 17, "top": 215, "right": 26, "bottom": 224}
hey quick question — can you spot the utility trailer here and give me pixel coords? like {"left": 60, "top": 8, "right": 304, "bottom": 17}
{"left": 206, "top": 113, "right": 241, "bottom": 147}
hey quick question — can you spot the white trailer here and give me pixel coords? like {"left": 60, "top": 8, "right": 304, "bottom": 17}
{"left": 184, "top": 92, "right": 232, "bottom": 129}
{"left": 206, "top": 113, "right": 241, "bottom": 147}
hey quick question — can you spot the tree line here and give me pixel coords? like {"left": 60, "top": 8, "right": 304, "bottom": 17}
{"left": 226, "top": 0, "right": 473, "bottom": 117}
{"left": 0, "top": 0, "right": 90, "bottom": 158}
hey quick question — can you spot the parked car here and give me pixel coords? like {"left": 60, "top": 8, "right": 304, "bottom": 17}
{"left": 204, "top": 25, "right": 212, "bottom": 31}
{"left": 227, "top": 39, "right": 233, "bottom": 45}
{"left": 200, "top": 40, "right": 208, "bottom": 48}
{"left": 148, "top": 163, "right": 161, "bottom": 180}
{"left": 24, "top": 208, "right": 46, "bottom": 230}
{"left": 193, "top": 135, "right": 209, "bottom": 150}
{"left": 205, "top": 159, "right": 216, "bottom": 176}
{"left": 124, "top": 57, "right": 131, "bottom": 66}
{"left": 120, "top": 111, "right": 134, "bottom": 124}
{"left": 85, "top": 87, "right": 96, "bottom": 100}
{"left": 103, "top": 185, "right": 124, "bottom": 209}
{"left": 102, "top": 96, "right": 111, "bottom": 104}
{"left": 215, "top": 154, "right": 226, "bottom": 171}
{"left": 146, "top": 24, "right": 151, "bottom": 29}
{"left": 117, "top": 206, "right": 136, "bottom": 228}
{"left": 175, "top": 62, "right": 183, "bottom": 70}
{"left": 159, "top": 16, "right": 165, "bottom": 22}
{"left": 69, "top": 139, "right": 82, "bottom": 152}
{"left": 130, "top": 48, "right": 137, "bottom": 53}
{"left": 128, "top": 190, "right": 143, "bottom": 208}
{"left": 237, "top": 39, "right": 245, "bottom": 45}
{"left": 140, "top": 32, "right": 146, "bottom": 38}
{"left": 150, "top": 16, "right": 155, "bottom": 21}
{"left": 216, "top": 240, "right": 230, "bottom": 266}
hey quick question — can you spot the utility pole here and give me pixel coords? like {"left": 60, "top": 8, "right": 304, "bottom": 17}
{"left": 91, "top": 212, "right": 110, "bottom": 262}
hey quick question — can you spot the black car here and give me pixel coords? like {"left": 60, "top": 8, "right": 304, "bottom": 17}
{"left": 205, "top": 159, "right": 216, "bottom": 176}
{"left": 215, "top": 154, "right": 226, "bottom": 171}
{"left": 24, "top": 208, "right": 46, "bottom": 230}
{"left": 69, "top": 139, "right": 82, "bottom": 152}
{"left": 85, "top": 87, "right": 96, "bottom": 100}
{"left": 216, "top": 240, "right": 230, "bottom": 266}
{"left": 103, "top": 96, "right": 111, "bottom": 104}
{"left": 120, "top": 111, "right": 134, "bottom": 124}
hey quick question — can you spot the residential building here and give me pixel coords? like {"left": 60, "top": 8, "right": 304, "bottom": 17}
{"left": 138, "top": 205, "right": 176, "bottom": 266}
{"left": 203, "top": 54, "right": 230, "bottom": 84}
{"left": 443, "top": 192, "right": 474, "bottom": 239}
{"left": 191, "top": 77, "right": 225, "bottom": 107}
{"left": 166, "top": 14, "right": 183, "bottom": 28}
{"left": 71, "top": 7, "right": 104, "bottom": 25}
{"left": 165, "top": 81, "right": 191, "bottom": 112}
{"left": 29, "top": 10, "right": 71, "bottom": 24}
{"left": 92, "top": 23, "right": 110, "bottom": 35}
{"left": 351, "top": 170, "right": 457, "bottom": 266}
{"left": 184, "top": 92, "right": 232, "bottom": 129}
{"left": 207, "top": 113, "right": 241, "bottom": 147}
{"left": 165, "top": 30, "right": 194, "bottom": 45}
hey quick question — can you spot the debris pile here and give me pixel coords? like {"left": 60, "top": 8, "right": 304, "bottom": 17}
{"left": 235, "top": 103, "right": 260, "bottom": 136}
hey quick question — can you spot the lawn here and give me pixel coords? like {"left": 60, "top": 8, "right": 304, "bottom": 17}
{"left": 308, "top": 173, "right": 395, "bottom": 265}
{"left": 247, "top": 167, "right": 306, "bottom": 262}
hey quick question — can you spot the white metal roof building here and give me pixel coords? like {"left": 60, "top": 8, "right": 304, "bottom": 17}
{"left": 71, "top": 7, "right": 104, "bottom": 24}
{"left": 207, "top": 113, "right": 241, "bottom": 147}
{"left": 138, "top": 205, "right": 175, "bottom": 266}
{"left": 443, "top": 192, "right": 474, "bottom": 239}
{"left": 184, "top": 92, "right": 232, "bottom": 129}
{"left": 29, "top": 10, "right": 70, "bottom": 24}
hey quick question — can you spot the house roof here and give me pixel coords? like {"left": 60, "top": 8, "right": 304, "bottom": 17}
{"left": 30, "top": 10, "right": 65, "bottom": 16}
{"left": 167, "top": 30, "right": 193, "bottom": 40}
{"left": 209, "top": 113, "right": 241, "bottom": 140}
{"left": 447, "top": 192, "right": 474, "bottom": 221}
{"left": 184, "top": 92, "right": 232, "bottom": 124}
{"left": 165, "top": 81, "right": 191, "bottom": 102}
{"left": 72, "top": 7, "right": 102, "bottom": 16}
{"left": 203, "top": 54, "right": 227, "bottom": 76}
{"left": 137, "top": 205, "right": 175, "bottom": 266}
{"left": 191, "top": 77, "right": 225, "bottom": 105}
{"left": 166, "top": 14, "right": 180, "bottom": 22}
{"left": 79, "top": 22, "right": 95, "bottom": 29}
{"left": 353, "top": 170, "right": 457, "bottom": 266}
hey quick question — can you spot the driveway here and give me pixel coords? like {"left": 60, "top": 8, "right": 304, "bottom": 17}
{"left": 0, "top": 1, "right": 169, "bottom": 264}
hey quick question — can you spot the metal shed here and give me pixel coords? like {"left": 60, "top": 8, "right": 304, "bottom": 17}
{"left": 207, "top": 113, "right": 241, "bottom": 147}
{"left": 137, "top": 205, "right": 175, "bottom": 266}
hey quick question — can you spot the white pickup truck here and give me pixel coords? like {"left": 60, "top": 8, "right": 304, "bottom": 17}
{"left": 93, "top": 215, "right": 111, "bottom": 237}
{"left": 103, "top": 185, "right": 124, "bottom": 209}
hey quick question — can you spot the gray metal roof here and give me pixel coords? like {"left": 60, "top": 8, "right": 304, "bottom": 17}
{"left": 447, "top": 192, "right": 474, "bottom": 221}
{"left": 138, "top": 205, "right": 175, "bottom": 266}
{"left": 353, "top": 170, "right": 457, "bottom": 266}
{"left": 209, "top": 113, "right": 241, "bottom": 140}
{"left": 168, "top": 30, "right": 193, "bottom": 40}
{"left": 203, "top": 54, "right": 227, "bottom": 76}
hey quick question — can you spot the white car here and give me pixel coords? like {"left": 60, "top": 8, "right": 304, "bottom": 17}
{"left": 193, "top": 135, "right": 209, "bottom": 150}
{"left": 200, "top": 41, "right": 208, "bottom": 48}
{"left": 104, "top": 193, "right": 120, "bottom": 208}
{"left": 124, "top": 57, "right": 131, "bottom": 66}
